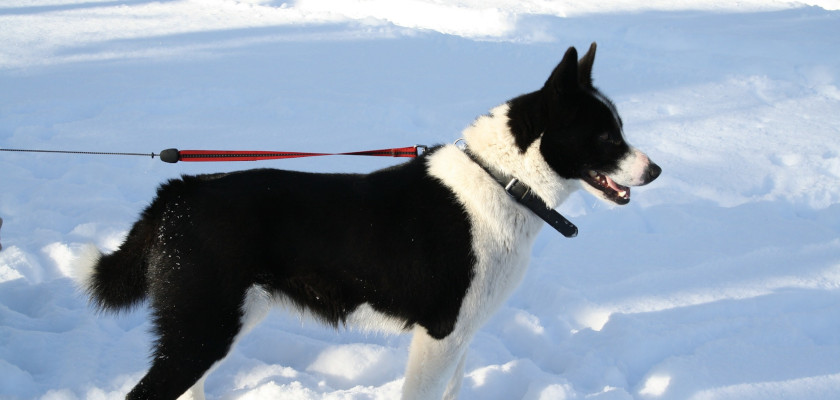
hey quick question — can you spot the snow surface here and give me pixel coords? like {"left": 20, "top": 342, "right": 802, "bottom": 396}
{"left": 2, "top": 1, "right": 840, "bottom": 399}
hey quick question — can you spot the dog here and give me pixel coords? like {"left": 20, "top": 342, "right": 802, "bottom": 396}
{"left": 77, "top": 43, "right": 660, "bottom": 400}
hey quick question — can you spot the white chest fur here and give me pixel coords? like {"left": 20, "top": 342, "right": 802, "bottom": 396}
{"left": 425, "top": 144, "right": 545, "bottom": 331}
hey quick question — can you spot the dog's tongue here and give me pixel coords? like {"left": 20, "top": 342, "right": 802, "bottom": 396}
{"left": 607, "top": 176, "right": 621, "bottom": 190}
{"left": 604, "top": 175, "right": 629, "bottom": 197}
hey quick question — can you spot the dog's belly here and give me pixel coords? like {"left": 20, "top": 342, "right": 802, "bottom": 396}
{"left": 345, "top": 303, "right": 414, "bottom": 334}
{"left": 240, "top": 285, "right": 411, "bottom": 336}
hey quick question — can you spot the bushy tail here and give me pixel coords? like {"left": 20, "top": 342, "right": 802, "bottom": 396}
{"left": 77, "top": 218, "right": 156, "bottom": 312}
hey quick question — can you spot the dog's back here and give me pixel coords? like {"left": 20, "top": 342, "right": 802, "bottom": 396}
{"left": 81, "top": 153, "right": 481, "bottom": 399}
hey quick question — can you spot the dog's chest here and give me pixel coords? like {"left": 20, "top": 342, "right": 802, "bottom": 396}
{"left": 425, "top": 146, "right": 545, "bottom": 326}
{"left": 464, "top": 208, "right": 542, "bottom": 321}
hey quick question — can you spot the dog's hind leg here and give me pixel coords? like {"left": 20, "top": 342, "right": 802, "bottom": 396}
{"left": 126, "top": 289, "right": 248, "bottom": 400}
{"left": 402, "top": 327, "right": 472, "bottom": 400}
{"left": 174, "top": 286, "right": 272, "bottom": 400}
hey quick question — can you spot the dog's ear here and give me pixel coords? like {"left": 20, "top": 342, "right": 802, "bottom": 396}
{"left": 578, "top": 42, "right": 597, "bottom": 88}
{"left": 545, "top": 46, "right": 579, "bottom": 93}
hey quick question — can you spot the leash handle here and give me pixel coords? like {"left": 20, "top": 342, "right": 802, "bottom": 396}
{"left": 159, "top": 146, "right": 426, "bottom": 163}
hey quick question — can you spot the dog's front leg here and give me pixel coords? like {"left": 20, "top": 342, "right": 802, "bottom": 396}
{"left": 402, "top": 326, "right": 472, "bottom": 400}
{"left": 442, "top": 351, "right": 468, "bottom": 400}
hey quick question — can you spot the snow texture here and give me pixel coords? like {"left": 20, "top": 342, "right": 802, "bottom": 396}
{"left": 2, "top": 0, "right": 840, "bottom": 399}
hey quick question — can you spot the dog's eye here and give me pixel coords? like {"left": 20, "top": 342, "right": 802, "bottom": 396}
{"left": 598, "top": 132, "right": 621, "bottom": 145}
{"left": 598, "top": 132, "right": 621, "bottom": 144}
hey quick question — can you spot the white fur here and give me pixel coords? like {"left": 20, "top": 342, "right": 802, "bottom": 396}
{"left": 240, "top": 285, "right": 275, "bottom": 333}
{"left": 238, "top": 285, "right": 411, "bottom": 335}
{"left": 399, "top": 103, "right": 574, "bottom": 399}
{"left": 461, "top": 104, "right": 576, "bottom": 209}
{"left": 346, "top": 303, "right": 413, "bottom": 334}
{"left": 71, "top": 243, "right": 102, "bottom": 292}
{"left": 610, "top": 147, "right": 654, "bottom": 186}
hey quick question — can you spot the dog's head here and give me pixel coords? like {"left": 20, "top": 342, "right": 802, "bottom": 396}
{"left": 506, "top": 43, "right": 661, "bottom": 206}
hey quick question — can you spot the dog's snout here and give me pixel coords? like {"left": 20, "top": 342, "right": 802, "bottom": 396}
{"left": 644, "top": 162, "right": 662, "bottom": 184}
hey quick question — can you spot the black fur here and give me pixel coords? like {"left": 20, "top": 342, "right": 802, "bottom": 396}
{"left": 507, "top": 43, "right": 631, "bottom": 180}
{"left": 90, "top": 148, "right": 475, "bottom": 399}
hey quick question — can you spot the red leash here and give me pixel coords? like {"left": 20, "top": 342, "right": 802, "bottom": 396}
{"left": 159, "top": 145, "right": 426, "bottom": 163}
{"left": 0, "top": 145, "right": 427, "bottom": 163}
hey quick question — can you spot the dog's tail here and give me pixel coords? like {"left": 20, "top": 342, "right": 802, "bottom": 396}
{"left": 76, "top": 214, "right": 158, "bottom": 313}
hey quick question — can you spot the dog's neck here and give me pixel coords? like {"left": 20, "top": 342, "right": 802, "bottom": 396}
{"left": 461, "top": 104, "right": 576, "bottom": 210}
{"left": 460, "top": 144, "right": 578, "bottom": 238}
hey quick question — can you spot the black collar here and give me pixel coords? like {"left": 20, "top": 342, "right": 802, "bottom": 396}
{"left": 462, "top": 147, "right": 578, "bottom": 238}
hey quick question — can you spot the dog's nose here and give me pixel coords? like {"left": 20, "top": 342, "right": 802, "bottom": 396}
{"left": 645, "top": 163, "right": 662, "bottom": 184}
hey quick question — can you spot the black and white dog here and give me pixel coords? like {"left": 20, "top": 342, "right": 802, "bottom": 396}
{"left": 78, "top": 43, "right": 660, "bottom": 400}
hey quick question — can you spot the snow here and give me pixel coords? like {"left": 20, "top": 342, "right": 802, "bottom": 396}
{"left": 2, "top": 0, "right": 840, "bottom": 399}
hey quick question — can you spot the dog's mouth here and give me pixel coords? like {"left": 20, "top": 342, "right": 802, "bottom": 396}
{"left": 582, "top": 170, "right": 630, "bottom": 205}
